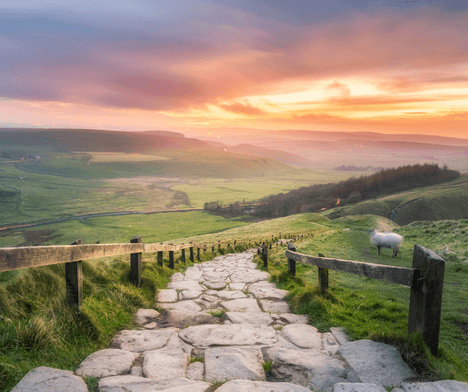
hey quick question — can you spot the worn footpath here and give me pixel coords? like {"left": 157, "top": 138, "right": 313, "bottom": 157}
{"left": 12, "top": 249, "right": 468, "bottom": 392}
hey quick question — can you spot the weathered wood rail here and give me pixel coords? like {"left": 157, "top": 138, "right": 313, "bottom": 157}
{"left": 285, "top": 243, "right": 445, "bottom": 356}
{"left": 0, "top": 232, "right": 308, "bottom": 310}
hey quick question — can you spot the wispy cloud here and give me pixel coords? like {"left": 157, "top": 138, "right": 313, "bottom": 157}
{"left": 0, "top": 1, "right": 467, "bottom": 134}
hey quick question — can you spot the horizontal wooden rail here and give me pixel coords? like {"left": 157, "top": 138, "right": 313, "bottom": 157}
{"left": 285, "top": 243, "right": 445, "bottom": 356}
{"left": 285, "top": 250, "right": 417, "bottom": 287}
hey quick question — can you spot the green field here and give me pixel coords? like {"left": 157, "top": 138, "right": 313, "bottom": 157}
{"left": 0, "top": 150, "right": 367, "bottom": 227}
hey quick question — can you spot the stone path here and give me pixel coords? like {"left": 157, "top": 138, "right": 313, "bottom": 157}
{"left": 12, "top": 249, "right": 468, "bottom": 392}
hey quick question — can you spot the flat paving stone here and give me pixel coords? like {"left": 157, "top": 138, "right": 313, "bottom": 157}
{"left": 160, "top": 310, "right": 219, "bottom": 328}
{"left": 335, "top": 383, "right": 387, "bottom": 392}
{"left": 203, "top": 281, "right": 227, "bottom": 289}
{"left": 186, "top": 362, "right": 204, "bottom": 381}
{"left": 215, "top": 290, "right": 247, "bottom": 299}
{"left": 111, "top": 329, "right": 176, "bottom": 352}
{"left": 159, "top": 300, "right": 202, "bottom": 312}
{"left": 204, "top": 347, "right": 265, "bottom": 382}
{"left": 215, "top": 380, "right": 313, "bottom": 392}
{"left": 280, "top": 324, "right": 322, "bottom": 350}
{"left": 11, "top": 367, "right": 88, "bottom": 392}
{"left": 222, "top": 298, "right": 262, "bottom": 312}
{"left": 157, "top": 289, "right": 178, "bottom": 302}
{"left": 260, "top": 300, "right": 290, "bottom": 314}
{"left": 230, "top": 270, "right": 270, "bottom": 283}
{"left": 393, "top": 381, "right": 468, "bottom": 392}
{"left": 338, "top": 340, "right": 416, "bottom": 388}
{"left": 75, "top": 349, "right": 136, "bottom": 378}
{"left": 179, "top": 290, "right": 202, "bottom": 300}
{"left": 225, "top": 311, "right": 274, "bottom": 326}
{"left": 248, "top": 281, "right": 288, "bottom": 299}
{"left": 98, "top": 376, "right": 211, "bottom": 392}
{"left": 179, "top": 324, "right": 277, "bottom": 348}
{"left": 169, "top": 281, "right": 204, "bottom": 291}
{"left": 143, "top": 348, "right": 189, "bottom": 380}
{"left": 279, "top": 313, "right": 309, "bottom": 324}
{"left": 135, "top": 309, "right": 160, "bottom": 326}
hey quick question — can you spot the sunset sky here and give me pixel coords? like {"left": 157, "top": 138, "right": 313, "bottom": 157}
{"left": 1, "top": 0, "right": 467, "bottom": 137}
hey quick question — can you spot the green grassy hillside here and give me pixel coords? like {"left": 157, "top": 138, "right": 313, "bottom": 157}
{"left": 324, "top": 175, "right": 468, "bottom": 225}
{"left": 1, "top": 212, "right": 467, "bottom": 390}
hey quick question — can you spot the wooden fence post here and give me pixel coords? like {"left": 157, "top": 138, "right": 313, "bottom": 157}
{"left": 169, "top": 250, "right": 175, "bottom": 269}
{"left": 130, "top": 236, "right": 142, "bottom": 287}
{"left": 234, "top": 240, "right": 236, "bottom": 248}
{"left": 66, "top": 240, "right": 83, "bottom": 308}
{"left": 317, "top": 253, "right": 329, "bottom": 292}
{"left": 408, "top": 244, "right": 445, "bottom": 356}
{"left": 287, "top": 242, "right": 296, "bottom": 276}
{"left": 262, "top": 245, "right": 268, "bottom": 268}
{"left": 218, "top": 242, "right": 221, "bottom": 252}
{"left": 181, "top": 248, "right": 186, "bottom": 263}
{"left": 197, "top": 247, "right": 201, "bottom": 261}
{"left": 157, "top": 251, "right": 163, "bottom": 267}
{"left": 190, "top": 245, "right": 194, "bottom": 262}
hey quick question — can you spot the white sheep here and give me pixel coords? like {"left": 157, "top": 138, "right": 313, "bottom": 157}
{"left": 370, "top": 229, "right": 403, "bottom": 258}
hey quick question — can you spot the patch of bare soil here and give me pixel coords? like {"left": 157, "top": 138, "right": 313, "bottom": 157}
{"left": 16, "top": 229, "right": 63, "bottom": 246}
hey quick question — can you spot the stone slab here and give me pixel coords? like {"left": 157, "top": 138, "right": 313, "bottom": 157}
{"left": 221, "top": 298, "right": 262, "bottom": 312}
{"left": 179, "top": 291, "right": 202, "bottom": 300}
{"left": 75, "top": 349, "right": 136, "bottom": 378}
{"left": 157, "top": 289, "right": 178, "bottom": 303}
{"left": 204, "top": 347, "right": 265, "bottom": 382}
{"left": 260, "top": 300, "right": 290, "bottom": 314}
{"left": 186, "top": 362, "right": 204, "bottom": 381}
{"left": 159, "top": 310, "right": 219, "bottom": 328}
{"left": 169, "top": 281, "right": 204, "bottom": 291}
{"left": 111, "top": 329, "right": 176, "bottom": 352}
{"left": 279, "top": 313, "right": 309, "bottom": 324}
{"left": 11, "top": 367, "right": 88, "bottom": 392}
{"left": 271, "top": 348, "right": 346, "bottom": 392}
{"left": 225, "top": 311, "right": 274, "bottom": 326}
{"left": 143, "top": 349, "right": 189, "bottom": 380}
{"left": 159, "top": 300, "right": 202, "bottom": 312}
{"left": 179, "top": 324, "right": 277, "bottom": 348}
{"left": 395, "top": 381, "right": 468, "bottom": 392}
{"left": 215, "top": 290, "right": 247, "bottom": 299}
{"left": 248, "top": 282, "right": 288, "bottom": 299}
{"left": 334, "top": 383, "right": 387, "bottom": 392}
{"left": 98, "top": 376, "right": 211, "bottom": 392}
{"left": 135, "top": 309, "right": 160, "bottom": 326}
{"left": 338, "top": 340, "right": 416, "bottom": 388}
{"left": 215, "top": 380, "right": 313, "bottom": 392}
{"left": 281, "top": 324, "right": 322, "bottom": 350}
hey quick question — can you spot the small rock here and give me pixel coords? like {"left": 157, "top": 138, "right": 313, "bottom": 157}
{"left": 142, "top": 348, "right": 189, "bottom": 380}
{"left": 11, "top": 367, "right": 88, "bottom": 392}
{"left": 180, "top": 290, "right": 203, "bottom": 300}
{"left": 186, "top": 361, "right": 205, "bottom": 380}
{"left": 143, "top": 322, "right": 158, "bottom": 329}
{"left": 169, "top": 281, "right": 204, "bottom": 291}
{"left": 322, "top": 332, "right": 340, "bottom": 355}
{"left": 279, "top": 313, "right": 309, "bottom": 324}
{"left": 160, "top": 310, "right": 219, "bottom": 329}
{"left": 222, "top": 298, "right": 262, "bottom": 312}
{"left": 260, "top": 300, "right": 290, "bottom": 314}
{"left": 331, "top": 327, "right": 350, "bottom": 345}
{"left": 159, "top": 300, "right": 202, "bottom": 312}
{"left": 225, "top": 311, "right": 274, "bottom": 326}
{"left": 134, "top": 309, "right": 160, "bottom": 326}
{"left": 203, "top": 281, "right": 227, "bottom": 289}
{"left": 75, "top": 349, "right": 136, "bottom": 378}
{"left": 281, "top": 324, "right": 322, "bottom": 350}
{"left": 111, "top": 329, "right": 176, "bottom": 352}
{"left": 204, "top": 347, "right": 265, "bottom": 382}
{"left": 171, "top": 273, "right": 185, "bottom": 282}
{"left": 216, "top": 290, "right": 247, "bottom": 299}
{"left": 157, "top": 289, "right": 178, "bottom": 302}
{"left": 130, "top": 366, "right": 143, "bottom": 377}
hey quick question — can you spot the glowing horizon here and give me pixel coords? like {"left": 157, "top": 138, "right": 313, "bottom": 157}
{"left": 1, "top": 1, "right": 467, "bottom": 137}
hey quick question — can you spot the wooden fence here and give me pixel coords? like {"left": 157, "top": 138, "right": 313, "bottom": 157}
{"left": 0, "top": 232, "right": 308, "bottom": 309}
{"left": 284, "top": 242, "right": 445, "bottom": 356}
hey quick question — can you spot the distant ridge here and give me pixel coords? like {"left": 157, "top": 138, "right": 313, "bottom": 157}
{"left": 0, "top": 128, "right": 212, "bottom": 153}
{"left": 137, "top": 130, "right": 185, "bottom": 138}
